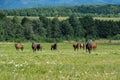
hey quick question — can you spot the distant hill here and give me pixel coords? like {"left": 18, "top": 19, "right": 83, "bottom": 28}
{"left": 1, "top": 5, "right": 120, "bottom": 17}
{"left": 0, "top": 0, "right": 120, "bottom": 9}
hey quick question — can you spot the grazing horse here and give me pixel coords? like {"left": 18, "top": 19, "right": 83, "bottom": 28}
{"left": 37, "top": 44, "right": 42, "bottom": 51}
{"left": 80, "top": 43, "right": 85, "bottom": 50}
{"left": 73, "top": 43, "right": 79, "bottom": 51}
{"left": 51, "top": 43, "right": 57, "bottom": 50}
{"left": 92, "top": 42, "right": 97, "bottom": 50}
{"left": 15, "top": 43, "right": 24, "bottom": 51}
{"left": 32, "top": 42, "right": 42, "bottom": 52}
{"left": 86, "top": 41, "right": 92, "bottom": 53}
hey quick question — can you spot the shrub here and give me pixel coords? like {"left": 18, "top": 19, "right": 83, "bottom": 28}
{"left": 113, "top": 34, "right": 120, "bottom": 40}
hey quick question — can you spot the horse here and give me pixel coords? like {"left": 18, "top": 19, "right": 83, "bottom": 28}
{"left": 73, "top": 43, "right": 79, "bottom": 51}
{"left": 92, "top": 42, "right": 97, "bottom": 50}
{"left": 86, "top": 41, "right": 92, "bottom": 53}
{"left": 15, "top": 43, "right": 24, "bottom": 51}
{"left": 37, "top": 44, "right": 42, "bottom": 51}
{"left": 32, "top": 42, "right": 42, "bottom": 52}
{"left": 51, "top": 43, "right": 57, "bottom": 50}
{"left": 80, "top": 43, "right": 85, "bottom": 50}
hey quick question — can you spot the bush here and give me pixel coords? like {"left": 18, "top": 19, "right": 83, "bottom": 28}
{"left": 113, "top": 34, "right": 120, "bottom": 40}
{"left": 45, "top": 38, "right": 63, "bottom": 43}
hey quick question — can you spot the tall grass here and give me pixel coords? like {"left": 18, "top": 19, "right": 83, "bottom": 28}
{"left": 0, "top": 42, "right": 120, "bottom": 80}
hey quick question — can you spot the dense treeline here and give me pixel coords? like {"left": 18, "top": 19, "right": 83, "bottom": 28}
{"left": 1, "top": 5, "right": 120, "bottom": 17}
{"left": 0, "top": 13, "right": 120, "bottom": 42}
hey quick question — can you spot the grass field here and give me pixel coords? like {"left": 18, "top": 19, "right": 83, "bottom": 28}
{"left": 7, "top": 16, "right": 120, "bottom": 21}
{"left": 0, "top": 41, "right": 120, "bottom": 80}
{"left": 7, "top": 16, "right": 68, "bottom": 21}
{"left": 94, "top": 17, "right": 120, "bottom": 21}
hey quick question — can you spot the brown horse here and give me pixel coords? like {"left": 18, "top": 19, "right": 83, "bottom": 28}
{"left": 15, "top": 43, "right": 24, "bottom": 51}
{"left": 32, "top": 42, "right": 42, "bottom": 52}
{"left": 86, "top": 41, "right": 92, "bottom": 53}
{"left": 92, "top": 42, "right": 97, "bottom": 50}
{"left": 80, "top": 43, "right": 85, "bottom": 50}
{"left": 51, "top": 43, "right": 57, "bottom": 50}
{"left": 73, "top": 43, "right": 79, "bottom": 51}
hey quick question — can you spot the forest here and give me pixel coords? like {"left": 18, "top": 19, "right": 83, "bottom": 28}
{"left": 1, "top": 4, "right": 120, "bottom": 17}
{"left": 0, "top": 12, "right": 120, "bottom": 42}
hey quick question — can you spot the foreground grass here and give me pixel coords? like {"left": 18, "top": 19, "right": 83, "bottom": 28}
{"left": 0, "top": 42, "right": 120, "bottom": 80}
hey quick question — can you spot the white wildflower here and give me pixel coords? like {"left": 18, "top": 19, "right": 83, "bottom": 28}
{"left": 59, "top": 71, "right": 62, "bottom": 73}
{"left": 46, "top": 61, "right": 50, "bottom": 64}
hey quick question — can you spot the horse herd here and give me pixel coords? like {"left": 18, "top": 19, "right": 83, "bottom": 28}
{"left": 15, "top": 43, "right": 57, "bottom": 52}
{"left": 73, "top": 41, "right": 97, "bottom": 53}
{"left": 15, "top": 41, "right": 97, "bottom": 53}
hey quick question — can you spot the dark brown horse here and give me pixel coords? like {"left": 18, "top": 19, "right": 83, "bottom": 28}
{"left": 32, "top": 42, "right": 42, "bottom": 52}
{"left": 51, "top": 43, "right": 57, "bottom": 50}
{"left": 80, "top": 43, "right": 85, "bottom": 50}
{"left": 73, "top": 43, "right": 79, "bottom": 51}
{"left": 86, "top": 41, "right": 92, "bottom": 53}
{"left": 15, "top": 43, "right": 24, "bottom": 51}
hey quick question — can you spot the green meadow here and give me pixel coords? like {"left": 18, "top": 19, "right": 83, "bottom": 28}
{"left": 7, "top": 16, "right": 120, "bottom": 21}
{"left": 0, "top": 41, "right": 120, "bottom": 80}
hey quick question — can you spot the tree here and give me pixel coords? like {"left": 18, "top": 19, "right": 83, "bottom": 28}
{"left": 3, "top": 18, "right": 15, "bottom": 41}
{"left": 39, "top": 15, "right": 52, "bottom": 37}
{"left": 69, "top": 15, "right": 85, "bottom": 38}
{"left": 60, "top": 20, "right": 74, "bottom": 40}
{"left": 12, "top": 16, "right": 24, "bottom": 41}
{"left": 12, "top": 16, "right": 20, "bottom": 24}
{"left": 0, "top": 20, "right": 5, "bottom": 41}
{"left": 23, "top": 23, "right": 34, "bottom": 40}
{"left": 21, "top": 17, "right": 34, "bottom": 40}
{"left": 0, "top": 12, "right": 6, "bottom": 19}
{"left": 80, "top": 15, "right": 97, "bottom": 39}
{"left": 32, "top": 20, "right": 47, "bottom": 36}
{"left": 51, "top": 17, "right": 61, "bottom": 38}
{"left": 21, "top": 17, "right": 31, "bottom": 25}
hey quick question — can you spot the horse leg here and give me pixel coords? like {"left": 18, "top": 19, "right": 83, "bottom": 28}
{"left": 33, "top": 49, "right": 35, "bottom": 52}
{"left": 89, "top": 49, "right": 91, "bottom": 54}
{"left": 37, "top": 48, "right": 39, "bottom": 51}
{"left": 86, "top": 48, "right": 88, "bottom": 53}
{"left": 80, "top": 46, "right": 81, "bottom": 49}
{"left": 83, "top": 47, "right": 85, "bottom": 50}
{"left": 74, "top": 48, "right": 76, "bottom": 51}
{"left": 16, "top": 47, "right": 18, "bottom": 50}
{"left": 15, "top": 47, "right": 17, "bottom": 50}
{"left": 77, "top": 47, "right": 79, "bottom": 51}
{"left": 40, "top": 47, "right": 42, "bottom": 51}
{"left": 51, "top": 47, "right": 52, "bottom": 51}
{"left": 21, "top": 47, "right": 23, "bottom": 51}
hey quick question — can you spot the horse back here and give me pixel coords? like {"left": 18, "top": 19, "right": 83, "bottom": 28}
{"left": 32, "top": 43, "right": 37, "bottom": 49}
{"left": 15, "top": 44, "right": 23, "bottom": 48}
